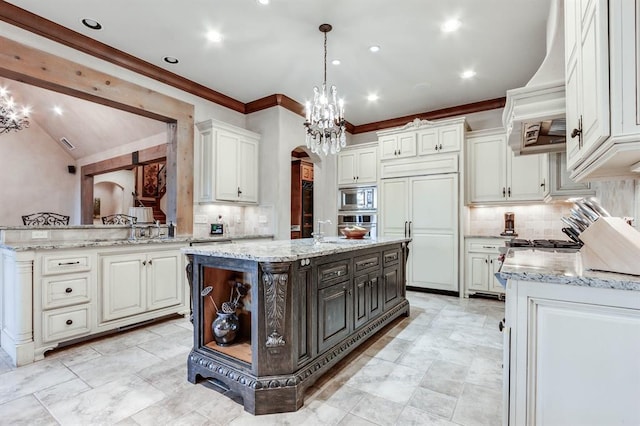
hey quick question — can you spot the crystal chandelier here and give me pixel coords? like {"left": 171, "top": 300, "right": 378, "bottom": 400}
{"left": 0, "top": 87, "right": 30, "bottom": 135}
{"left": 304, "top": 24, "right": 346, "bottom": 155}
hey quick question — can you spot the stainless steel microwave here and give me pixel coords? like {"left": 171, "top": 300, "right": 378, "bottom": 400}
{"left": 338, "top": 186, "right": 377, "bottom": 211}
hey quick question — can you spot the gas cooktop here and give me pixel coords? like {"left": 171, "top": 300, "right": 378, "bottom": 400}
{"left": 507, "top": 239, "right": 582, "bottom": 249}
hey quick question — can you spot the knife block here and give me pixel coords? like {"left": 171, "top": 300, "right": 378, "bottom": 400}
{"left": 579, "top": 217, "right": 640, "bottom": 276}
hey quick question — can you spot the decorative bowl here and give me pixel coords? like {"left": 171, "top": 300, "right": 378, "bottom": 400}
{"left": 340, "top": 227, "right": 369, "bottom": 239}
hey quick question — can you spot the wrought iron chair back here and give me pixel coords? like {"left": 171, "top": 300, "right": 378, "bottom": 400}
{"left": 22, "top": 212, "right": 70, "bottom": 226}
{"left": 101, "top": 214, "right": 138, "bottom": 225}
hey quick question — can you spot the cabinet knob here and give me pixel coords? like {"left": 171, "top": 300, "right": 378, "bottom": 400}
{"left": 502, "top": 187, "right": 506, "bottom": 197}
{"left": 142, "top": 260, "right": 147, "bottom": 266}
{"left": 498, "top": 320, "right": 505, "bottom": 332}
{"left": 439, "top": 144, "right": 442, "bottom": 150}
{"left": 148, "top": 259, "right": 153, "bottom": 265}
{"left": 65, "top": 287, "right": 73, "bottom": 293}
{"left": 540, "top": 181, "right": 546, "bottom": 189}
{"left": 394, "top": 150, "right": 397, "bottom": 156}
{"left": 237, "top": 187, "right": 243, "bottom": 196}
{"left": 507, "top": 187, "right": 511, "bottom": 197}
{"left": 66, "top": 319, "right": 73, "bottom": 325}
{"left": 485, "top": 259, "right": 488, "bottom": 264}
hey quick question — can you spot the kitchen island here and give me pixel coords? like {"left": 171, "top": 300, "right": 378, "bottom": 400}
{"left": 500, "top": 248, "right": 640, "bottom": 425}
{"left": 182, "top": 236, "right": 411, "bottom": 415}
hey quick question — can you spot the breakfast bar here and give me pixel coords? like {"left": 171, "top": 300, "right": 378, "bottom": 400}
{"left": 182, "top": 236, "right": 411, "bottom": 415}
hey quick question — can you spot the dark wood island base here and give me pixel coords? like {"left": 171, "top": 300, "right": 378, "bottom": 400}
{"left": 183, "top": 238, "right": 410, "bottom": 415}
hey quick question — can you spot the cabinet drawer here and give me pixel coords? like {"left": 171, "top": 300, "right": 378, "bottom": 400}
{"left": 42, "top": 305, "right": 91, "bottom": 343}
{"left": 317, "top": 260, "right": 350, "bottom": 289}
{"left": 354, "top": 253, "right": 380, "bottom": 273}
{"left": 42, "top": 253, "right": 92, "bottom": 275}
{"left": 42, "top": 274, "right": 91, "bottom": 309}
{"left": 383, "top": 248, "right": 401, "bottom": 267}
{"left": 468, "top": 239, "right": 504, "bottom": 253}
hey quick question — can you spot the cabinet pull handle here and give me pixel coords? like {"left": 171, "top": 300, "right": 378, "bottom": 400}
{"left": 482, "top": 246, "right": 495, "bottom": 249}
{"left": 237, "top": 187, "right": 242, "bottom": 197}
{"left": 499, "top": 320, "right": 505, "bottom": 332}
{"left": 66, "top": 319, "right": 73, "bottom": 325}
{"left": 408, "top": 221, "right": 412, "bottom": 238}
{"left": 404, "top": 221, "right": 408, "bottom": 237}
{"left": 571, "top": 116, "right": 583, "bottom": 148}
{"left": 65, "top": 287, "right": 73, "bottom": 293}
{"left": 58, "top": 261, "right": 80, "bottom": 266}
{"left": 502, "top": 187, "right": 506, "bottom": 197}
{"left": 540, "top": 180, "right": 546, "bottom": 189}
{"left": 508, "top": 187, "right": 511, "bottom": 197}
{"left": 435, "top": 144, "right": 438, "bottom": 151}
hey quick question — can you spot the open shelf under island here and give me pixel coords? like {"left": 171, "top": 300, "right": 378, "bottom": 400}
{"left": 182, "top": 236, "right": 411, "bottom": 415}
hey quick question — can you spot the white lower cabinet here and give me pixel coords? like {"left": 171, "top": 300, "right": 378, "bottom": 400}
{"left": 1, "top": 243, "right": 188, "bottom": 366}
{"left": 465, "top": 238, "right": 505, "bottom": 297}
{"left": 100, "top": 248, "right": 183, "bottom": 323}
{"left": 505, "top": 279, "right": 640, "bottom": 425}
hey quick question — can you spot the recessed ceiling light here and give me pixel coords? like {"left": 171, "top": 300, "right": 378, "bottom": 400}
{"left": 207, "top": 30, "right": 223, "bottom": 43}
{"left": 369, "top": 45, "right": 380, "bottom": 53}
{"left": 367, "top": 94, "right": 379, "bottom": 102}
{"left": 461, "top": 69, "right": 476, "bottom": 79}
{"left": 81, "top": 18, "right": 102, "bottom": 30}
{"left": 332, "top": 59, "right": 341, "bottom": 65}
{"left": 53, "top": 106, "right": 63, "bottom": 115}
{"left": 441, "top": 19, "right": 461, "bottom": 33}
{"left": 163, "top": 56, "right": 179, "bottom": 65}
{"left": 257, "top": 0, "right": 269, "bottom": 4}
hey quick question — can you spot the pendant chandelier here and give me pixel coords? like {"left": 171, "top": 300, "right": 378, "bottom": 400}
{"left": 304, "top": 24, "right": 346, "bottom": 156}
{"left": 0, "top": 87, "right": 30, "bottom": 135}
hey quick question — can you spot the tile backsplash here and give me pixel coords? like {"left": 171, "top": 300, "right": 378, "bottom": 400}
{"left": 192, "top": 204, "right": 274, "bottom": 238}
{"left": 468, "top": 203, "right": 573, "bottom": 239}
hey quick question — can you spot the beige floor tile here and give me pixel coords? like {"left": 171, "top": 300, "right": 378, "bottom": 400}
{"left": 350, "top": 393, "right": 404, "bottom": 426}
{"left": 452, "top": 383, "right": 503, "bottom": 426}
{"left": 0, "top": 395, "right": 58, "bottom": 425}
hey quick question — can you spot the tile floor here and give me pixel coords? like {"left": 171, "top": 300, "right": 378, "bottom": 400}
{"left": 0, "top": 291, "right": 505, "bottom": 425}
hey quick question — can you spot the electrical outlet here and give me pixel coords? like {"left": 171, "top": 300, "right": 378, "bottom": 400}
{"left": 194, "top": 215, "right": 208, "bottom": 224}
{"left": 31, "top": 230, "right": 48, "bottom": 239}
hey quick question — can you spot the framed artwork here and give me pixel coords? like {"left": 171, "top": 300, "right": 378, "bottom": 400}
{"left": 136, "top": 162, "right": 164, "bottom": 200}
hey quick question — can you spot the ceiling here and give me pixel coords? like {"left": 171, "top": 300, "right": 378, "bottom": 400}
{"left": 3, "top": 0, "right": 553, "bottom": 128}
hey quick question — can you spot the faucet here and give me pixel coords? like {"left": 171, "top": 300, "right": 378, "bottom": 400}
{"left": 313, "top": 219, "right": 332, "bottom": 243}
{"left": 129, "top": 222, "right": 136, "bottom": 240}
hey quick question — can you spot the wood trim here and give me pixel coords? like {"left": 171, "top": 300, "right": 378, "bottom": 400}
{"left": 0, "top": 1, "right": 244, "bottom": 113}
{"left": 0, "top": 34, "right": 194, "bottom": 232}
{"left": 352, "top": 97, "right": 507, "bottom": 134}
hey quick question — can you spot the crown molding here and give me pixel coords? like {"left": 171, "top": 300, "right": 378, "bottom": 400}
{"left": 0, "top": 1, "right": 504, "bottom": 133}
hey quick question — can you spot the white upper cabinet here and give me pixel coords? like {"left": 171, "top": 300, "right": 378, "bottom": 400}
{"left": 544, "top": 152, "right": 595, "bottom": 201}
{"left": 337, "top": 143, "right": 378, "bottom": 186}
{"left": 467, "top": 129, "right": 547, "bottom": 204}
{"left": 195, "top": 119, "right": 260, "bottom": 204}
{"left": 379, "top": 132, "right": 416, "bottom": 160}
{"left": 417, "top": 123, "right": 462, "bottom": 155}
{"left": 378, "top": 117, "right": 466, "bottom": 161}
{"left": 565, "top": 0, "right": 640, "bottom": 180}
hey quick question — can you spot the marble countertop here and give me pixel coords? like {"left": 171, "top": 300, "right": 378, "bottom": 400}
{"left": 1, "top": 234, "right": 273, "bottom": 251}
{"left": 500, "top": 248, "right": 640, "bottom": 292}
{"left": 182, "top": 236, "right": 411, "bottom": 262}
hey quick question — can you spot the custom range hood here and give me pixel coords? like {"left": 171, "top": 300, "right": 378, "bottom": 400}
{"left": 503, "top": 0, "right": 566, "bottom": 156}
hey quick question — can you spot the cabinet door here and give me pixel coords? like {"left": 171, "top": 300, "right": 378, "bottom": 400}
{"left": 468, "top": 253, "right": 490, "bottom": 292}
{"left": 238, "top": 138, "right": 258, "bottom": 203}
{"left": 337, "top": 151, "right": 357, "bottom": 185}
{"left": 438, "top": 125, "right": 462, "bottom": 153}
{"left": 408, "top": 175, "right": 458, "bottom": 292}
{"left": 356, "top": 148, "right": 377, "bottom": 184}
{"left": 380, "top": 135, "right": 399, "bottom": 160}
{"left": 508, "top": 152, "right": 546, "bottom": 202}
{"left": 317, "top": 280, "right": 351, "bottom": 353}
{"left": 380, "top": 178, "right": 409, "bottom": 237}
{"left": 417, "top": 128, "right": 438, "bottom": 155}
{"left": 397, "top": 133, "right": 417, "bottom": 158}
{"left": 215, "top": 131, "right": 240, "bottom": 201}
{"left": 101, "top": 253, "right": 146, "bottom": 322}
{"left": 368, "top": 275, "right": 382, "bottom": 319}
{"left": 577, "top": 0, "right": 610, "bottom": 160}
{"left": 383, "top": 266, "right": 400, "bottom": 308}
{"left": 489, "top": 254, "right": 505, "bottom": 294}
{"left": 468, "top": 133, "right": 507, "bottom": 203}
{"left": 147, "top": 251, "right": 182, "bottom": 311}
{"left": 565, "top": 13, "right": 582, "bottom": 169}
{"left": 354, "top": 274, "right": 369, "bottom": 329}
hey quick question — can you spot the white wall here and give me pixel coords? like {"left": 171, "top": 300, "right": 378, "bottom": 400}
{"left": 0, "top": 120, "right": 77, "bottom": 225}
{"left": 93, "top": 169, "right": 136, "bottom": 218}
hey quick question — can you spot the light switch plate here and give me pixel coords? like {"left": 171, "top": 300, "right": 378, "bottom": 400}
{"left": 31, "top": 230, "right": 48, "bottom": 239}
{"left": 194, "top": 215, "right": 208, "bottom": 224}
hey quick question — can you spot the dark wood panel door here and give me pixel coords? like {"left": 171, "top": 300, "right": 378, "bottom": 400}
{"left": 354, "top": 274, "right": 369, "bottom": 329}
{"left": 383, "top": 266, "right": 400, "bottom": 309}
{"left": 369, "top": 275, "right": 382, "bottom": 318}
{"left": 317, "top": 280, "right": 351, "bottom": 353}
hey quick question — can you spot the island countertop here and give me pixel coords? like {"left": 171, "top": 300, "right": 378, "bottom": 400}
{"left": 182, "top": 236, "right": 411, "bottom": 262}
{"left": 500, "top": 248, "right": 640, "bottom": 292}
